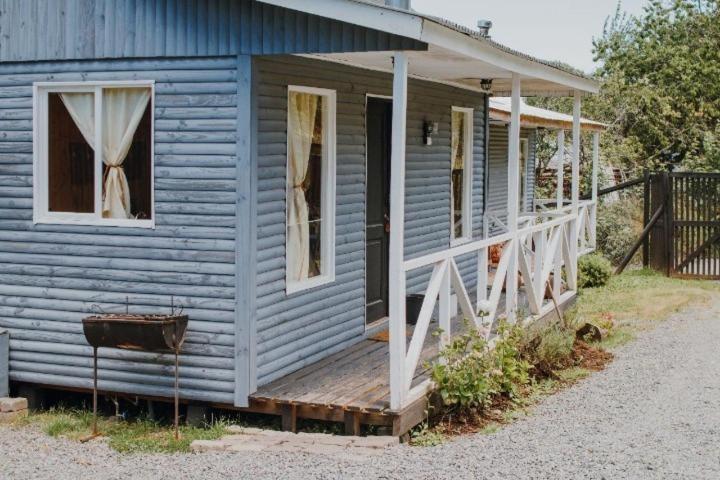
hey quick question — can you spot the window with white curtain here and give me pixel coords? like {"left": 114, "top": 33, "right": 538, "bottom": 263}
{"left": 286, "top": 86, "right": 336, "bottom": 294}
{"left": 33, "top": 81, "right": 154, "bottom": 227}
{"left": 450, "top": 107, "right": 473, "bottom": 244}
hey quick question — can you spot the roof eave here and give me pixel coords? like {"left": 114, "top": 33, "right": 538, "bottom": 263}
{"left": 257, "top": 0, "right": 600, "bottom": 95}
{"left": 419, "top": 21, "right": 600, "bottom": 95}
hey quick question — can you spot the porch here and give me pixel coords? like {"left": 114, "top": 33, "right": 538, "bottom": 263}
{"left": 247, "top": 281, "right": 579, "bottom": 437}
{"left": 245, "top": 192, "right": 597, "bottom": 435}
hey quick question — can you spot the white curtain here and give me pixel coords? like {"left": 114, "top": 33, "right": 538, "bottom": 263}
{"left": 451, "top": 111, "right": 464, "bottom": 169}
{"left": 60, "top": 93, "right": 95, "bottom": 150}
{"left": 101, "top": 88, "right": 151, "bottom": 219}
{"left": 287, "top": 92, "right": 319, "bottom": 282}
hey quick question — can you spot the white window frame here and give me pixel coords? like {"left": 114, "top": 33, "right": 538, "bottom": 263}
{"left": 32, "top": 80, "right": 155, "bottom": 228}
{"left": 519, "top": 137, "right": 529, "bottom": 212}
{"left": 285, "top": 85, "right": 337, "bottom": 295}
{"left": 450, "top": 106, "right": 474, "bottom": 246}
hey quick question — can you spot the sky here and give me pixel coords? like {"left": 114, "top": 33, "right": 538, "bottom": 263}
{"left": 411, "top": 0, "right": 649, "bottom": 73}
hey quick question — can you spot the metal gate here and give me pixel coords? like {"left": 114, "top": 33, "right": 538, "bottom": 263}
{"left": 648, "top": 172, "right": 720, "bottom": 279}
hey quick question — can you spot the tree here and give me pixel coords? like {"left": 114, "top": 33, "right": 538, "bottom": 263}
{"left": 530, "top": 0, "right": 720, "bottom": 182}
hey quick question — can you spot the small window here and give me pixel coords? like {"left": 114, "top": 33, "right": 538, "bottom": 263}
{"left": 451, "top": 107, "right": 473, "bottom": 244}
{"left": 286, "top": 86, "right": 336, "bottom": 294}
{"left": 519, "top": 138, "right": 529, "bottom": 212}
{"left": 33, "top": 82, "right": 154, "bottom": 227}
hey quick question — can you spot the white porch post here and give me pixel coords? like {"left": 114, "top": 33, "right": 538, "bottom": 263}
{"left": 553, "top": 129, "right": 565, "bottom": 295}
{"left": 590, "top": 131, "right": 600, "bottom": 249}
{"left": 556, "top": 129, "right": 565, "bottom": 209}
{"left": 568, "top": 90, "right": 581, "bottom": 290}
{"left": 506, "top": 73, "right": 521, "bottom": 322}
{"left": 389, "top": 52, "right": 408, "bottom": 411}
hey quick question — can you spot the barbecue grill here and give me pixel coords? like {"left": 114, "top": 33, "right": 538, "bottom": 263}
{"left": 82, "top": 313, "right": 188, "bottom": 440}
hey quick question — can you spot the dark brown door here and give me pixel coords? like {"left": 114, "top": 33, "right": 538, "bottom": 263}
{"left": 365, "top": 97, "right": 392, "bottom": 324}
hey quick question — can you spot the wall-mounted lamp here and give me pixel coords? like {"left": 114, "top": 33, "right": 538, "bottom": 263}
{"left": 423, "top": 120, "right": 439, "bottom": 146}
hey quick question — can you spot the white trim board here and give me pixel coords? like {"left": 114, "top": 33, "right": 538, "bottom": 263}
{"left": 285, "top": 85, "right": 337, "bottom": 295}
{"left": 32, "top": 80, "right": 156, "bottom": 229}
{"left": 261, "top": 0, "right": 599, "bottom": 95}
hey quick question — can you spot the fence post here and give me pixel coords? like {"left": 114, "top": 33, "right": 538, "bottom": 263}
{"left": 664, "top": 171, "right": 673, "bottom": 276}
{"left": 642, "top": 169, "right": 650, "bottom": 268}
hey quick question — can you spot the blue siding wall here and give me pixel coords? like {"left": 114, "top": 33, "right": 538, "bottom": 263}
{"left": 254, "top": 56, "right": 486, "bottom": 386}
{"left": 0, "top": 0, "right": 425, "bottom": 62}
{"left": 0, "top": 57, "right": 238, "bottom": 403}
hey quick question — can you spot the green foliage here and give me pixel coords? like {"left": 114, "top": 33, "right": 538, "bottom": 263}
{"left": 430, "top": 322, "right": 530, "bottom": 411}
{"left": 519, "top": 323, "right": 576, "bottom": 376}
{"left": 578, "top": 253, "right": 614, "bottom": 289}
{"left": 410, "top": 423, "right": 445, "bottom": 447}
{"left": 530, "top": 0, "right": 720, "bottom": 193}
{"left": 593, "top": 0, "right": 720, "bottom": 171}
{"left": 596, "top": 197, "right": 644, "bottom": 265}
{"left": 492, "top": 323, "right": 531, "bottom": 399}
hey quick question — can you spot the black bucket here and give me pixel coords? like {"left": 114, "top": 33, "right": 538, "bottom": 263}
{"left": 406, "top": 294, "right": 425, "bottom": 325}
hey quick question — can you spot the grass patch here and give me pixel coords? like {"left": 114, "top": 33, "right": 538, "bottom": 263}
{"left": 410, "top": 424, "right": 445, "bottom": 446}
{"left": 16, "top": 407, "right": 229, "bottom": 454}
{"left": 567, "top": 268, "right": 720, "bottom": 334}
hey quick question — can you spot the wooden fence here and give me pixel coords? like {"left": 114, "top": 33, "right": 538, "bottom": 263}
{"left": 646, "top": 172, "right": 720, "bottom": 279}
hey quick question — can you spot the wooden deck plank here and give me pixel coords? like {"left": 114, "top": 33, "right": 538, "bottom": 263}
{"left": 254, "top": 339, "right": 380, "bottom": 399}
{"left": 295, "top": 343, "right": 389, "bottom": 406}
{"left": 271, "top": 341, "right": 388, "bottom": 404}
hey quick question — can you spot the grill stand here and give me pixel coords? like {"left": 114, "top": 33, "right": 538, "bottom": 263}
{"left": 84, "top": 332, "right": 182, "bottom": 442}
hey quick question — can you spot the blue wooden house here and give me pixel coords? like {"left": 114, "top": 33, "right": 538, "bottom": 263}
{"left": 0, "top": 0, "right": 600, "bottom": 435}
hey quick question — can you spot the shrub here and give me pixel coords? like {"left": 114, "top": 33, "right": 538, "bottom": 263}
{"left": 578, "top": 253, "right": 613, "bottom": 289}
{"left": 519, "top": 323, "right": 576, "bottom": 377}
{"left": 430, "top": 322, "right": 530, "bottom": 411}
{"left": 596, "top": 197, "right": 643, "bottom": 265}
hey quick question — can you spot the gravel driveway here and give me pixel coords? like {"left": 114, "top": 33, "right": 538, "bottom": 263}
{"left": 2, "top": 298, "right": 720, "bottom": 480}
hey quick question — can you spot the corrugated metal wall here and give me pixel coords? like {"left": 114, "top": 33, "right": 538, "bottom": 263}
{"left": 254, "top": 56, "right": 486, "bottom": 386}
{"left": 0, "top": 56, "right": 239, "bottom": 404}
{"left": 0, "top": 0, "right": 425, "bottom": 62}
{"left": 487, "top": 124, "right": 537, "bottom": 232}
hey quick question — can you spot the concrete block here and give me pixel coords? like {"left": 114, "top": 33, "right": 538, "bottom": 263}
{"left": 185, "top": 404, "right": 209, "bottom": 427}
{"left": 300, "top": 443, "right": 348, "bottom": 455}
{"left": 0, "top": 409, "right": 28, "bottom": 424}
{"left": 190, "top": 440, "right": 227, "bottom": 453}
{"left": 226, "top": 442, "right": 271, "bottom": 453}
{"left": 350, "top": 435, "right": 399, "bottom": 449}
{"left": 310, "top": 435, "right": 353, "bottom": 447}
{"left": 0, "top": 397, "right": 28, "bottom": 413}
{"left": 226, "top": 426, "right": 266, "bottom": 435}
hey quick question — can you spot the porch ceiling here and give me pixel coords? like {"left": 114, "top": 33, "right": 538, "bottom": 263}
{"left": 263, "top": 0, "right": 600, "bottom": 97}
{"left": 306, "top": 45, "right": 594, "bottom": 97}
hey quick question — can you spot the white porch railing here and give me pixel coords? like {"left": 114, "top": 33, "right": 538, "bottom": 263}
{"left": 391, "top": 207, "right": 584, "bottom": 410}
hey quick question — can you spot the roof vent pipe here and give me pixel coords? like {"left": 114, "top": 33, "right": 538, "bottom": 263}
{"left": 385, "top": 0, "right": 411, "bottom": 9}
{"left": 477, "top": 20, "right": 492, "bottom": 38}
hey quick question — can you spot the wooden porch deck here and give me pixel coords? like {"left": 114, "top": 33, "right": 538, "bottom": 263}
{"left": 248, "top": 320, "right": 442, "bottom": 437}
{"left": 245, "top": 288, "right": 575, "bottom": 437}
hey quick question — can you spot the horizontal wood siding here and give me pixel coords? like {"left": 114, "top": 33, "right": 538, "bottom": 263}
{"left": 0, "top": 57, "right": 238, "bottom": 403}
{"left": 254, "top": 56, "right": 486, "bottom": 386}
{"left": 487, "top": 124, "right": 536, "bottom": 232}
{"left": 0, "top": 0, "right": 425, "bottom": 62}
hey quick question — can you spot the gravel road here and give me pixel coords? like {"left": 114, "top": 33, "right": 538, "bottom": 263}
{"left": 2, "top": 298, "right": 720, "bottom": 480}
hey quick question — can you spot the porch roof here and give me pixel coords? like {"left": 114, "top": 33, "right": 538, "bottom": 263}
{"left": 489, "top": 97, "right": 607, "bottom": 131}
{"left": 258, "top": 0, "right": 600, "bottom": 96}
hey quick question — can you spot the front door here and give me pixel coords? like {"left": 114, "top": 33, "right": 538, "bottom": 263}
{"left": 365, "top": 97, "right": 392, "bottom": 324}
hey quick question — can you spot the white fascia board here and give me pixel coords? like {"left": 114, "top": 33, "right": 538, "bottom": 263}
{"left": 420, "top": 21, "right": 600, "bottom": 94}
{"left": 257, "top": 0, "right": 424, "bottom": 40}
{"left": 258, "top": 0, "right": 599, "bottom": 94}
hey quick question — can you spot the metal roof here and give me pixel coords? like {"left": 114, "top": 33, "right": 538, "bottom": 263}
{"left": 489, "top": 97, "right": 607, "bottom": 131}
